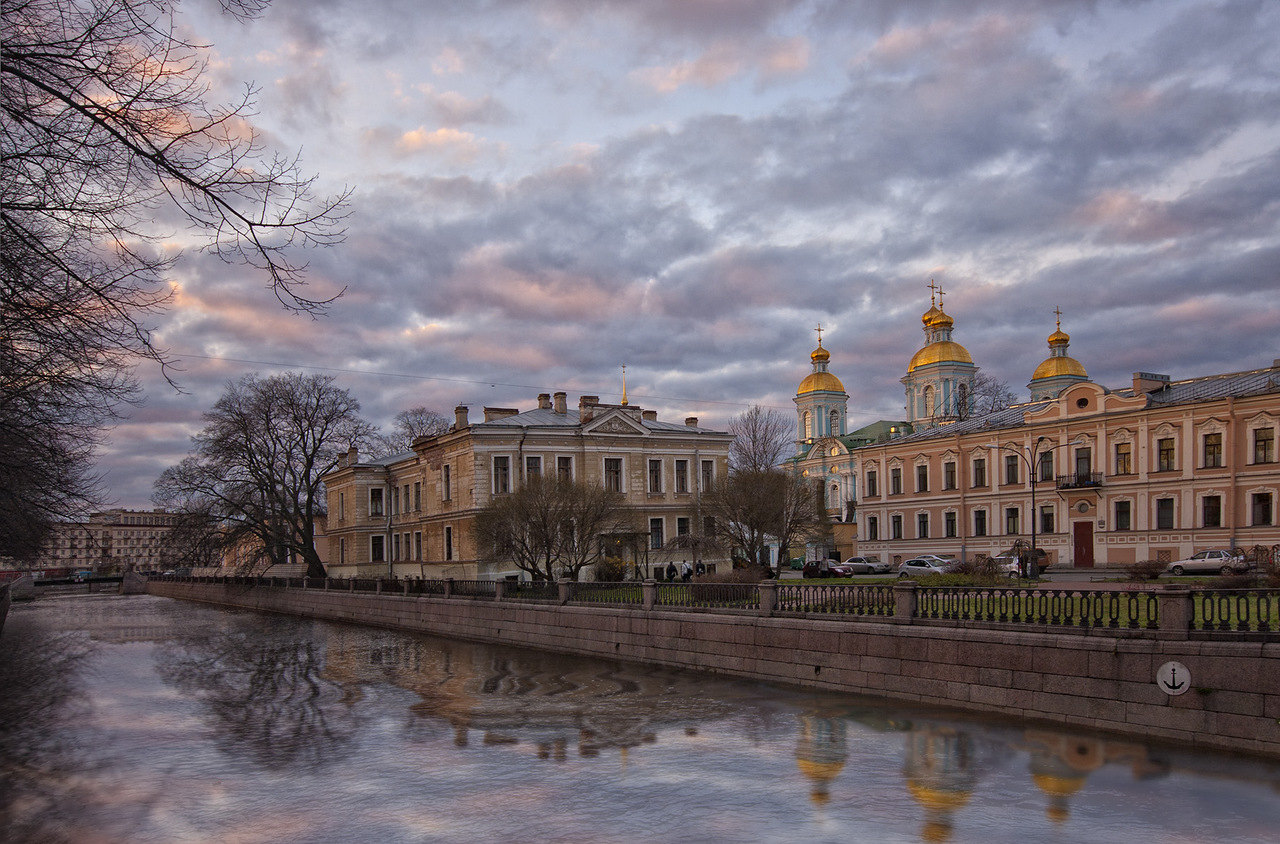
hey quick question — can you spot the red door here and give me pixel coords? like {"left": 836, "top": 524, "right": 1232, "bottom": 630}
{"left": 1073, "top": 521, "right": 1095, "bottom": 568}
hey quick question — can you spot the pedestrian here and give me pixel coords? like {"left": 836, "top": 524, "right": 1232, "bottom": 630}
{"left": 665, "top": 562, "right": 678, "bottom": 582}
{"left": 681, "top": 560, "right": 693, "bottom": 582}
{"left": 694, "top": 561, "right": 706, "bottom": 577}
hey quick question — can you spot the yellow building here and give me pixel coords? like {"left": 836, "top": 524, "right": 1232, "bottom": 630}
{"left": 792, "top": 295, "right": 1280, "bottom": 568}
{"left": 321, "top": 392, "right": 732, "bottom": 579}
{"left": 25, "top": 508, "right": 181, "bottom": 574}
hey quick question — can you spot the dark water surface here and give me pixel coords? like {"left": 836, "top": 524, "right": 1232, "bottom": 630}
{"left": 2, "top": 594, "right": 1278, "bottom": 843}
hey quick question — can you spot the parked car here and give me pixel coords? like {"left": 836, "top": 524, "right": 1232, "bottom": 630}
{"left": 802, "top": 559, "right": 836, "bottom": 578}
{"left": 996, "top": 547, "right": 1051, "bottom": 572}
{"left": 1164, "top": 550, "right": 1249, "bottom": 576}
{"left": 897, "top": 557, "right": 959, "bottom": 578}
{"left": 987, "top": 556, "right": 1025, "bottom": 578}
{"left": 825, "top": 561, "right": 856, "bottom": 576}
{"left": 842, "top": 555, "right": 892, "bottom": 574}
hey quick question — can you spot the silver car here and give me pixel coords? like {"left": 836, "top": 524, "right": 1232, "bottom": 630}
{"left": 842, "top": 555, "right": 891, "bottom": 574}
{"left": 897, "top": 557, "right": 957, "bottom": 578}
{"left": 1164, "top": 550, "right": 1248, "bottom": 576}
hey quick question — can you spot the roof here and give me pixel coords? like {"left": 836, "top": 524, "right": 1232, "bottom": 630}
{"left": 473, "top": 406, "right": 727, "bottom": 435}
{"left": 797, "top": 371, "right": 846, "bottom": 395}
{"left": 907, "top": 340, "right": 973, "bottom": 372}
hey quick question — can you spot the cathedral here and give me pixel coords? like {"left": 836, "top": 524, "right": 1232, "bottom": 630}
{"left": 789, "top": 286, "right": 1280, "bottom": 568}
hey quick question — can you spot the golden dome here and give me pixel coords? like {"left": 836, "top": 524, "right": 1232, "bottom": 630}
{"left": 1031, "top": 355, "right": 1088, "bottom": 381}
{"left": 811, "top": 345, "right": 830, "bottom": 363}
{"left": 907, "top": 781, "right": 973, "bottom": 811}
{"left": 1032, "top": 773, "right": 1086, "bottom": 798}
{"left": 907, "top": 341, "right": 973, "bottom": 372}
{"left": 927, "top": 309, "right": 954, "bottom": 328}
{"left": 796, "top": 758, "right": 844, "bottom": 781}
{"left": 1047, "top": 328, "right": 1070, "bottom": 344}
{"left": 922, "top": 304, "right": 943, "bottom": 325}
{"left": 798, "top": 371, "right": 845, "bottom": 394}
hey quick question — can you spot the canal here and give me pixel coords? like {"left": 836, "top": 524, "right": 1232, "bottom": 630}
{"left": 2, "top": 594, "right": 1278, "bottom": 843}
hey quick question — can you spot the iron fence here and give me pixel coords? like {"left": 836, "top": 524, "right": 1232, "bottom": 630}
{"left": 505, "top": 580, "right": 561, "bottom": 601}
{"left": 776, "top": 583, "right": 895, "bottom": 616}
{"left": 656, "top": 582, "right": 760, "bottom": 610}
{"left": 569, "top": 583, "right": 643, "bottom": 605}
{"left": 917, "top": 587, "right": 1159, "bottom": 629}
{"left": 450, "top": 579, "right": 497, "bottom": 598}
{"left": 1192, "top": 589, "right": 1280, "bottom": 634}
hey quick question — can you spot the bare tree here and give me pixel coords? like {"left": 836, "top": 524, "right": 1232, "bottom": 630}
{"left": 701, "top": 470, "right": 820, "bottom": 571}
{"left": 964, "top": 370, "right": 1018, "bottom": 418}
{"left": 154, "top": 373, "right": 373, "bottom": 578}
{"left": 728, "top": 405, "right": 794, "bottom": 473}
{"left": 368, "top": 406, "right": 451, "bottom": 457}
{"left": 1, "top": 0, "right": 349, "bottom": 558}
{"left": 473, "top": 478, "right": 634, "bottom": 581}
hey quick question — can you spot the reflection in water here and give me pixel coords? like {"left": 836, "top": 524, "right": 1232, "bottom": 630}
{"left": 3, "top": 595, "right": 1280, "bottom": 844}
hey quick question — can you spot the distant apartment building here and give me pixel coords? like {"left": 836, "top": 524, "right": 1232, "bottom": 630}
{"left": 321, "top": 393, "right": 733, "bottom": 579}
{"left": 31, "top": 508, "right": 181, "bottom": 573}
{"left": 790, "top": 295, "right": 1280, "bottom": 567}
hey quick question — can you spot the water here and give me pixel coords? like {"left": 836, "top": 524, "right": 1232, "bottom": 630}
{"left": 2, "top": 595, "right": 1278, "bottom": 843}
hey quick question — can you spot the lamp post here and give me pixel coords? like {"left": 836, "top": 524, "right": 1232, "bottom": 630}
{"left": 987, "top": 436, "right": 1048, "bottom": 578}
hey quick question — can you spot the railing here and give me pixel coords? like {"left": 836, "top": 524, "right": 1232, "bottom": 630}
{"left": 776, "top": 584, "right": 895, "bottom": 616}
{"left": 917, "top": 587, "right": 1159, "bottom": 629}
{"left": 569, "top": 583, "right": 643, "bottom": 605}
{"left": 145, "top": 575, "right": 1280, "bottom": 640}
{"left": 1056, "top": 472, "right": 1103, "bottom": 489}
{"left": 656, "top": 582, "right": 759, "bottom": 610}
{"left": 1192, "top": 589, "right": 1279, "bottom": 635}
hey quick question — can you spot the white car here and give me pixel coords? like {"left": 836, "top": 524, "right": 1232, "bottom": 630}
{"left": 1164, "top": 550, "right": 1249, "bottom": 576}
{"left": 897, "top": 557, "right": 958, "bottom": 578}
{"left": 842, "top": 555, "right": 892, "bottom": 574}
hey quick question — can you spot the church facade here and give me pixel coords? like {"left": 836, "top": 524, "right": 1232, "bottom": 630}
{"left": 789, "top": 292, "right": 1280, "bottom": 568}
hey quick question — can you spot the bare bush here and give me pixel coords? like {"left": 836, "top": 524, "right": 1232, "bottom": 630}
{"left": 1125, "top": 560, "right": 1167, "bottom": 581}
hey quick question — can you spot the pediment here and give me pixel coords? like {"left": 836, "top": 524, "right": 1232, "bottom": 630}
{"left": 583, "top": 409, "right": 648, "bottom": 436}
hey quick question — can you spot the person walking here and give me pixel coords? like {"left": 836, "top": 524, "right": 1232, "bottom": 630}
{"left": 665, "top": 562, "right": 678, "bottom": 582}
{"left": 681, "top": 560, "right": 693, "bottom": 582}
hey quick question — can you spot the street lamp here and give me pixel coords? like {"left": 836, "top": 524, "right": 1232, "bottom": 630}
{"left": 984, "top": 436, "right": 1048, "bottom": 578}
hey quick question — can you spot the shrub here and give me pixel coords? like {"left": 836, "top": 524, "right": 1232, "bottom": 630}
{"left": 593, "top": 556, "right": 627, "bottom": 582}
{"left": 1125, "top": 559, "right": 1167, "bottom": 581}
{"left": 1212, "top": 573, "right": 1258, "bottom": 590}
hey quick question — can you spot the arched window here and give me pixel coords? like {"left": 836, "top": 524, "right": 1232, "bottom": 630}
{"left": 923, "top": 385, "right": 935, "bottom": 417}
{"left": 803, "top": 411, "right": 812, "bottom": 440}
{"left": 829, "top": 410, "right": 839, "bottom": 436}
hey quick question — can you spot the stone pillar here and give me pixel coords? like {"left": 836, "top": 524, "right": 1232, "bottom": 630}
{"left": 893, "top": 581, "right": 918, "bottom": 623}
{"left": 758, "top": 580, "right": 778, "bottom": 617}
{"left": 558, "top": 578, "right": 572, "bottom": 605}
{"left": 444, "top": 578, "right": 454, "bottom": 598}
{"left": 1156, "top": 588, "right": 1194, "bottom": 638}
{"left": 494, "top": 580, "right": 506, "bottom": 601}
{"left": 642, "top": 579, "right": 657, "bottom": 610}
{"left": 376, "top": 578, "right": 383, "bottom": 594}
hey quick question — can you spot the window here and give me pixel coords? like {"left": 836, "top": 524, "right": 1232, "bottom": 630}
{"left": 1040, "top": 506, "right": 1054, "bottom": 534}
{"left": 972, "top": 458, "right": 987, "bottom": 488}
{"left": 444, "top": 526, "right": 453, "bottom": 561}
{"left": 675, "top": 460, "right": 689, "bottom": 493}
{"left": 1074, "top": 447, "right": 1091, "bottom": 479}
{"left": 557, "top": 456, "right": 573, "bottom": 482}
{"left": 1005, "top": 455, "right": 1019, "bottom": 485}
{"left": 648, "top": 459, "right": 663, "bottom": 493}
{"left": 1114, "top": 442, "right": 1132, "bottom": 475}
{"left": 890, "top": 468, "right": 902, "bottom": 495}
{"left": 1157, "top": 438, "right": 1175, "bottom": 472}
{"left": 493, "top": 456, "right": 511, "bottom": 494}
{"left": 1255, "top": 428, "right": 1276, "bottom": 463}
{"left": 973, "top": 509, "right": 987, "bottom": 537}
{"left": 677, "top": 517, "right": 690, "bottom": 536}
{"left": 1005, "top": 507, "right": 1020, "bottom": 535}
{"left": 1156, "top": 497, "right": 1174, "bottom": 530}
{"left": 649, "top": 518, "right": 664, "bottom": 550}
{"left": 866, "top": 470, "right": 878, "bottom": 497}
{"left": 605, "top": 458, "right": 623, "bottom": 493}
{"left": 917, "top": 513, "right": 929, "bottom": 538}
{"left": 371, "top": 535, "right": 385, "bottom": 562}
{"left": 867, "top": 516, "right": 879, "bottom": 541}
{"left": 443, "top": 464, "right": 451, "bottom": 500}
{"left": 525, "top": 455, "right": 542, "bottom": 479}
{"left": 1115, "top": 500, "right": 1131, "bottom": 531}
{"left": 944, "top": 511, "right": 957, "bottom": 538}
{"left": 392, "top": 534, "right": 400, "bottom": 562}
{"left": 701, "top": 460, "right": 714, "bottom": 491}
{"left": 891, "top": 515, "right": 903, "bottom": 540}
{"left": 1254, "top": 493, "right": 1274, "bottom": 526}
{"left": 414, "top": 532, "right": 422, "bottom": 560}
{"left": 339, "top": 492, "right": 345, "bottom": 521}
{"left": 1038, "top": 451, "right": 1054, "bottom": 482}
{"left": 916, "top": 465, "right": 928, "bottom": 493}
{"left": 339, "top": 537, "right": 347, "bottom": 565}
{"left": 803, "top": 411, "right": 812, "bottom": 440}
{"left": 943, "top": 462, "right": 956, "bottom": 490}
{"left": 391, "top": 487, "right": 398, "bottom": 516}
{"left": 403, "top": 484, "right": 410, "bottom": 514}
{"left": 1203, "top": 433, "right": 1222, "bottom": 468}
{"left": 703, "top": 516, "right": 716, "bottom": 537}
{"left": 413, "top": 482, "right": 421, "bottom": 511}
{"left": 1202, "top": 495, "right": 1221, "bottom": 528}
{"left": 369, "top": 487, "right": 384, "bottom": 517}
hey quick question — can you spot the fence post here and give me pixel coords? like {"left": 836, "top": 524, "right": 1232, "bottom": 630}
{"left": 1156, "top": 588, "right": 1193, "bottom": 638}
{"left": 558, "top": 577, "right": 573, "bottom": 605}
{"left": 642, "top": 579, "right": 657, "bottom": 610}
{"left": 893, "top": 581, "right": 918, "bottom": 623}
{"left": 444, "top": 578, "right": 454, "bottom": 598}
{"left": 494, "top": 580, "right": 506, "bottom": 601}
{"left": 758, "top": 580, "right": 778, "bottom": 617}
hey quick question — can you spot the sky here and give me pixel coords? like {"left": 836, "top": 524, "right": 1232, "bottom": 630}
{"left": 102, "top": 0, "right": 1280, "bottom": 508}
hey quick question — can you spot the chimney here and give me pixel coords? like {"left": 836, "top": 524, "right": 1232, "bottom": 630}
{"left": 1132, "top": 372, "right": 1170, "bottom": 394}
{"left": 483, "top": 407, "right": 519, "bottom": 422}
{"left": 579, "top": 395, "right": 598, "bottom": 423}
{"left": 345, "top": 446, "right": 358, "bottom": 466}
{"left": 537, "top": 393, "right": 552, "bottom": 410}
{"left": 642, "top": 410, "right": 657, "bottom": 421}
{"left": 454, "top": 405, "right": 469, "bottom": 430}
{"left": 685, "top": 416, "right": 698, "bottom": 427}
{"left": 553, "top": 391, "right": 567, "bottom": 414}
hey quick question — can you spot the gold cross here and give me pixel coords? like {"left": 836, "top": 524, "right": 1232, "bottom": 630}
{"left": 814, "top": 323, "right": 824, "bottom": 346}
{"left": 927, "top": 278, "right": 938, "bottom": 305}
{"left": 1054, "top": 305, "right": 1063, "bottom": 329}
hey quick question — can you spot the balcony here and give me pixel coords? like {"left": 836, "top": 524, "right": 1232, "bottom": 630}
{"left": 1056, "top": 472, "right": 1103, "bottom": 490}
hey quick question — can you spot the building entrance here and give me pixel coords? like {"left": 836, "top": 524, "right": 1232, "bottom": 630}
{"left": 1072, "top": 521, "right": 1095, "bottom": 568}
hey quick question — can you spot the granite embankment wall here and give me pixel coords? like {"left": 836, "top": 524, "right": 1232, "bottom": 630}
{"left": 146, "top": 580, "right": 1280, "bottom": 758}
